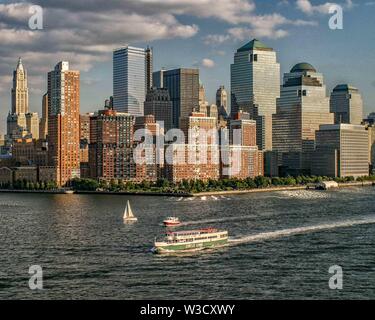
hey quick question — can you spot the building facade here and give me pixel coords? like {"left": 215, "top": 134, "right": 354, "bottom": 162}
{"left": 165, "top": 112, "right": 220, "bottom": 182}
{"left": 330, "top": 84, "right": 363, "bottom": 125}
{"left": 39, "top": 93, "right": 48, "bottom": 140}
{"left": 89, "top": 108, "right": 136, "bottom": 181}
{"left": 144, "top": 87, "right": 173, "bottom": 132}
{"left": 163, "top": 68, "right": 200, "bottom": 128}
{"left": 230, "top": 39, "right": 280, "bottom": 151}
{"left": 47, "top": 61, "right": 81, "bottom": 186}
{"left": 7, "top": 58, "right": 33, "bottom": 142}
{"left": 216, "top": 85, "right": 229, "bottom": 119}
{"left": 113, "top": 46, "right": 146, "bottom": 116}
{"left": 221, "top": 114, "right": 263, "bottom": 179}
{"left": 272, "top": 63, "right": 334, "bottom": 176}
{"left": 145, "top": 46, "right": 153, "bottom": 91}
{"left": 312, "top": 124, "right": 369, "bottom": 178}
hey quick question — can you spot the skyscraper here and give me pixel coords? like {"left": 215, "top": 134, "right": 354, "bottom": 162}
{"left": 7, "top": 58, "right": 29, "bottom": 142}
{"left": 25, "top": 113, "right": 39, "bottom": 140}
{"left": 48, "top": 61, "right": 81, "bottom": 186}
{"left": 145, "top": 46, "right": 153, "bottom": 91}
{"left": 113, "top": 46, "right": 146, "bottom": 116}
{"left": 12, "top": 57, "right": 29, "bottom": 115}
{"left": 163, "top": 68, "right": 199, "bottom": 128}
{"left": 312, "top": 124, "right": 369, "bottom": 178}
{"left": 330, "top": 84, "right": 363, "bottom": 125}
{"left": 89, "top": 108, "right": 135, "bottom": 181}
{"left": 153, "top": 69, "right": 165, "bottom": 88}
{"left": 230, "top": 39, "right": 280, "bottom": 151}
{"left": 144, "top": 87, "right": 173, "bottom": 132}
{"left": 216, "top": 85, "right": 228, "bottom": 118}
{"left": 39, "top": 93, "right": 48, "bottom": 140}
{"left": 272, "top": 63, "right": 334, "bottom": 175}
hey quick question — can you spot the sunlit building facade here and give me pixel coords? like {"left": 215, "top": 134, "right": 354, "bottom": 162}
{"left": 113, "top": 46, "right": 146, "bottom": 116}
{"left": 272, "top": 63, "right": 334, "bottom": 176}
{"left": 230, "top": 39, "right": 280, "bottom": 151}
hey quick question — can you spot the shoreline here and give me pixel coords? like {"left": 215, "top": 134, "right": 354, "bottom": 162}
{"left": 0, "top": 181, "right": 373, "bottom": 197}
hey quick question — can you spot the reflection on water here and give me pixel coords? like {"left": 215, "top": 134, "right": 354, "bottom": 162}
{"left": 0, "top": 187, "right": 375, "bottom": 299}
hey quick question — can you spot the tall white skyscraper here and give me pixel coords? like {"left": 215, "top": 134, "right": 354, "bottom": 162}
{"left": 230, "top": 39, "right": 280, "bottom": 151}
{"left": 273, "top": 63, "right": 334, "bottom": 175}
{"left": 113, "top": 46, "right": 146, "bottom": 116}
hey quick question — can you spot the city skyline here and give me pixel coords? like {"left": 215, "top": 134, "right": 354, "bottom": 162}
{"left": 1, "top": 0, "right": 375, "bottom": 133}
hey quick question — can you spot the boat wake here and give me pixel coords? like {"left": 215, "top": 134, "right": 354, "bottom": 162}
{"left": 228, "top": 217, "right": 375, "bottom": 245}
{"left": 180, "top": 215, "right": 255, "bottom": 226}
{"left": 276, "top": 190, "right": 331, "bottom": 200}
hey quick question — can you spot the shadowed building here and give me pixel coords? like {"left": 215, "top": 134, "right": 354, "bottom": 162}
{"left": 39, "top": 93, "right": 48, "bottom": 140}
{"left": 230, "top": 39, "right": 280, "bottom": 151}
{"left": 216, "top": 85, "right": 229, "bottom": 119}
{"left": 330, "top": 84, "right": 363, "bottom": 125}
{"left": 163, "top": 68, "right": 199, "bottom": 128}
{"left": 144, "top": 87, "right": 173, "bottom": 132}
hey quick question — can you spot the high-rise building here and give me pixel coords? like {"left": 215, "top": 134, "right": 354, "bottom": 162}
{"left": 25, "top": 113, "right": 39, "bottom": 140}
{"left": 330, "top": 84, "right": 363, "bottom": 125}
{"left": 199, "top": 83, "right": 206, "bottom": 106}
{"left": 163, "top": 68, "right": 200, "bottom": 128}
{"left": 144, "top": 87, "right": 173, "bottom": 132}
{"left": 153, "top": 69, "right": 165, "bottom": 88}
{"left": 145, "top": 46, "right": 153, "bottom": 91}
{"left": 230, "top": 39, "right": 280, "bottom": 150}
{"left": 89, "top": 108, "right": 136, "bottom": 181}
{"left": 80, "top": 113, "right": 92, "bottom": 143}
{"left": 113, "top": 46, "right": 146, "bottom": 116}
{"left": 221, "top": 113, "right": 263, "bottom": 179}
{"left": 12, "top": 57, "right": 29, "bottom": 115}
{"left": 7, "top": 58, "right": 30, "bottom": 142}
{"left": 207, "top": 104, "right": 218, "bottom": 121}
{"left": 47, "top": 61, "right": 81, "bottom": 186}
{"left": 79, "top": 113, "right": 93, "bottom": 167}
{"left": 165, "top": 112, "right": 220, "bottom": 182}
{"left": 216, "top": 85, "right": 228, "bottom": 118}
{"left": 272, "top": 63, "right": 334, "bottom": 176}
{"left": 39, "top": 93, "right": 48, "bottom": 140}
{"left": 311, "top": 124, "right": 369, "bottom": 178}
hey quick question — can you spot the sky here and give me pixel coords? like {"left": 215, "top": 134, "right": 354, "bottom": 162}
{"left": 0, "top": 0, "right": 375, "bottom": 134}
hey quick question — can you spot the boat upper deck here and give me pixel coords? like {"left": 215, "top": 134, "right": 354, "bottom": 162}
{"left": 166, "top": 228, "right": 222, "bottom": 237}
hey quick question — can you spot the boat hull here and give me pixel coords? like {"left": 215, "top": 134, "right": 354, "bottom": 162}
{"left": 153, "top": 238, "right": 228, "bottom": 254}
{"left": 163, "top": 222, "right": 181, "bottom": 227}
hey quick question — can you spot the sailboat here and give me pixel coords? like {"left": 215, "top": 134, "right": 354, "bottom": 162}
{"left": 123, "top": 200, "right": 137, "bottom": 223}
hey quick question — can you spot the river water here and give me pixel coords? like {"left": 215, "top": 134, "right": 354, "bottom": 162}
{"left": 0, "top": 187, "right": 374, "bottom": 299}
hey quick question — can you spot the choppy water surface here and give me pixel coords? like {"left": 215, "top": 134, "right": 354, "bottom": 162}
{"left": 0, "top": 187, "right": 375, "bottom": 299}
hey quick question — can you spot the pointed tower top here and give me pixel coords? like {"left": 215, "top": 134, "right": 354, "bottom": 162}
{"left": 17, "top": 57, "right": 24, "bottom": 71}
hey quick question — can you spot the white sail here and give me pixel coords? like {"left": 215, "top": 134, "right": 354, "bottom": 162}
{"left": 123, "top": 200, "right": 137, "bottom": 221}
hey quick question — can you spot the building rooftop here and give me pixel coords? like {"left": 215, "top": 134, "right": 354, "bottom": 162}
{"left": 290, "top": 62, "right": 316, "bottom": 73}
{"left": 333, "top": 84, "right": 358, "bottom": 92}
{"left": 237, "top": 39, "right": 273, "bottom": 52}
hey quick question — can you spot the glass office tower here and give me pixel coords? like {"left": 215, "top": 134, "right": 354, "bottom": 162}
{"left": 113, "top": 46, "right": 146, "bottom": 116}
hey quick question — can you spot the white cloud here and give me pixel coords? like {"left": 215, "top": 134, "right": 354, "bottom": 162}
{"left": 296, "top": 0, "right": 355, "bottom": 15}
{"left": 201, "top": 58, "right": 215, "bottom": 68}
